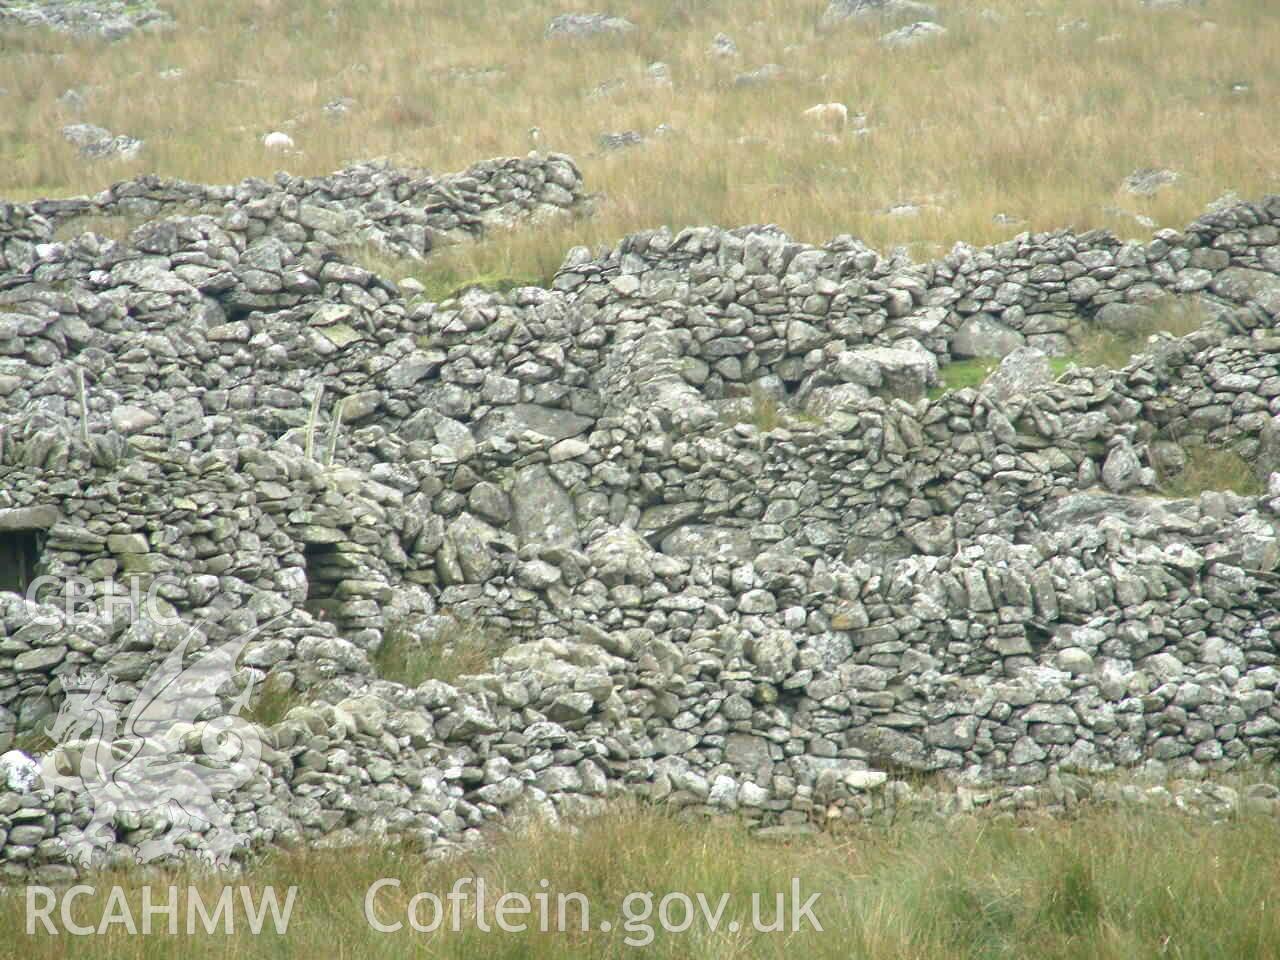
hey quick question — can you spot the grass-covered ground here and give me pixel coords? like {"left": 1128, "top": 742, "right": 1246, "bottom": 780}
{"left": 6, "top": 799, "right": 1280, "bottom": 959}
{"left": 929, "top": 355, "right": 1074, "bottom": 399}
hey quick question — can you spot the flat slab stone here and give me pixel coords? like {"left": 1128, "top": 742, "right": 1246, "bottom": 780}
{"left": 473, "top": 404, "right": 593, "bottom": 443}
{"left": 0, "top": 506, "right": 57, "bottom": 532}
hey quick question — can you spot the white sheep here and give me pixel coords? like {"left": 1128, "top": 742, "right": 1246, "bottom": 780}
{"left": 802, "top": 102, "right": 849, "bottom": 133}
{"left": 262, "top": 131, "right": 295, "bottom": 151}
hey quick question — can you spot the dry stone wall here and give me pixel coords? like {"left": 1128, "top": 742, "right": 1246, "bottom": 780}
{"left": 5, "top": 152, "right": 587, "bottom": 271}
{"left": 0, "top": 0, "right": 172, "bottom": 40}
{"left": 2, "top": 156, "right": 1280, "bottom": 881}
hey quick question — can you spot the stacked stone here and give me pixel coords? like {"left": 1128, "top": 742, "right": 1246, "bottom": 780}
{"left": 0, "top": 0, "right": 173, "bottom": 40}
{"left": 2, "top": 166, "right": 1280, "bottom": 880}
{"left": 17, "top": 153, "right": 587, "bottom": 261}
{"left": 0, "top": 203, "right": 55, "bottom": 275}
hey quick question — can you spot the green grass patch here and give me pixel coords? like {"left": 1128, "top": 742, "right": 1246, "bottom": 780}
{"left": 928, "top": 356, "right": 1096, "bottom": 399}
{"left": 373, "top": 615, "right": 498, "bottom": 687}
{"left": 1048, "top": 357, "right": 1075, "bottom": 377}
{"left": 9, "top": 726, "right": 56, "bottom": 755}
{"left": 1156, "top": 441, "right": 1264, "bottom": 499}
{"left": 933, "top": 297, "right": 1211, "bottom": 401}
{"left": 928, "top": 357, "right": 1001, "bottom": 399}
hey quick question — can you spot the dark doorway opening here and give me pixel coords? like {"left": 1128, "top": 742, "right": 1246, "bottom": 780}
{"left": 302, "top": 542, "right": 342, "bottom": 622}
{"left": 0, "top": 530, "right": 41, "bottom": 595}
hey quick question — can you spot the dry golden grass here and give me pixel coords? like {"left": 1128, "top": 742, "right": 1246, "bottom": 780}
{"left": 1157, "top": 441, "right": 1264, "bottom": 498}
{"left": 50, "top": 213, "right": 148, "bottom": 242}
{"left": 344, "top": 226, "right": 572, "bottom": 302}
{"left": 1074, "top": 294, "right": 1211, "bottom": 368}
{"left": 1, "top": 0, "right": 1277, "bottom": 266}
{"left": 7, "top": 798, "right": 1280, "bottom": 958}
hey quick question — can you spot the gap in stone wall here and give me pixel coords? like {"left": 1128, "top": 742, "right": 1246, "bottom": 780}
{"left": 301, "top": 542, "right": 341, "bottom": 623}
{"left": 0, "top": 529, "right": 41, "bottom": 595}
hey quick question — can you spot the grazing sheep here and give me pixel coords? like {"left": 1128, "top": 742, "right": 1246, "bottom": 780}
{"left": 262, "top": 131, "right": 295, "bottom": 151}
{"left": 802, "top": 102, "right": 849, "bottom": 133}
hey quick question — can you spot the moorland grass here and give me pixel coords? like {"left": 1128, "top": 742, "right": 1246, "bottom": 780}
{"left": 7, "top": 798, "right": 1280, "bottom": 959}
{"left": 1157, "top": 441, "right": 1264, "bottom": 499}
{"left": 1074, "top": 296, "right": 1211, "bottom": 370}
{"left": 2, "top": 0, "right": 1277, "bottom": 273}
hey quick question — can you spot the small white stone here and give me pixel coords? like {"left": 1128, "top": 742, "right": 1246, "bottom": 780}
{"left": 0, "top": 751, "right": 41, "bottom": 793}
{"left": 844, "top": 770, "right": 889, "bottom": 791}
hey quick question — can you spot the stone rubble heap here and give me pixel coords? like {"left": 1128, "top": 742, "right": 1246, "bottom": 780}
{"left": 0, "top": 154, "right": 1279, "bottom": 881}
{"left": 11, "top": 152, "right": 588, "bottom": 265}
{"left": 0, "top": 0, "right": 173, "bottom": 40}
{"left": 60, "top": 123, "right": 145, "bottom": 163}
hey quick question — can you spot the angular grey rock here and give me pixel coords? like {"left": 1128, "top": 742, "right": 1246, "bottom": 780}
{"left": 745, "top": 631, "right": 797, "bottom": 682}
{"left": 599, "top": 131, "right": 645, "bottom": 152}
{"left": 546, "top": 13, "right": 636, "bottom": 40}
{"left": 1211, "top": 267, "right": 1280, "bottom": 314}
{"left": 0, "top": 751, "right": 40, "bottom": 793}
{"left": 447, "top": 513, "right": 513, "bottom": 583}
{"left": 660, "top": 525, "right": 754, "bottom": 561}
{"left": 804, "top": 383, "right": 872, "bottom": 419}
{"left": 1102, "top": 438, "right": 1144, "bottom": 493}
{"left": 734, "top": 64, "right": 784, "bottom": 87}
{"left": 110, "top": 405, "right": 159, "bottom": 435}
{"left": 1122, "top": 168, "right": 1179, "bottom": 196}
{"left": 982, "top": 346, "right": 1053, "bottom": 402}
{"left": 881, "top": 21, "right": 947, "bottom": 47}
{"left": 1257, "top": 416, "right": 1280, "bottom": 481}
{"left": 0, "top": 506, "right": 58, "bottom": 531}
{"left": 61, "top": 123, "right": 144, "bottom": 161}
{"left": 473, "top": 404, "right": 593, "bottom": 443}
{"left": 434, "top": 418, "right": 476, "bottom": 460}
{"left": 821, "top": 0, "right": 938, "bottom": 30}
{"left": 709, "top": 32, "right": 738, "bottom": 57}
{"left": 511, "top": 465, "right": 580, "bottom": 548}
{"left": 1055, "top": 648, "right": 1096, "bottom": 676}
{"left": 951, "top": 313, "right": 1025, "bottom": 359}
{"left": 837, "top": 341, "right": 937, "bottom": 400}
{"left": 1095, "top": 301, "right": 1159, "bottom": 335}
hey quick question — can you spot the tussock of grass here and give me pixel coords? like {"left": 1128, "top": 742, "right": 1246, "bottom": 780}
{"left": 8, "top": 800, "right": 1280, "bottom": 958}
{"left": 240, "top": 674, "right": 305, "bottom": 728}
{"left": 748, "top": 386, "right": 782, "bottom": 433}
{"left": 374, "top": 615, "right": 497, "bottom": 687}
{"left": 9, "top": 726, "right": 56, "bottom": 755}
{"left": 1157, "top": 441, "right": 1264, "bottom": 498}
{"left": 721, "top": 384, "right": 787, "bottom": 433}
